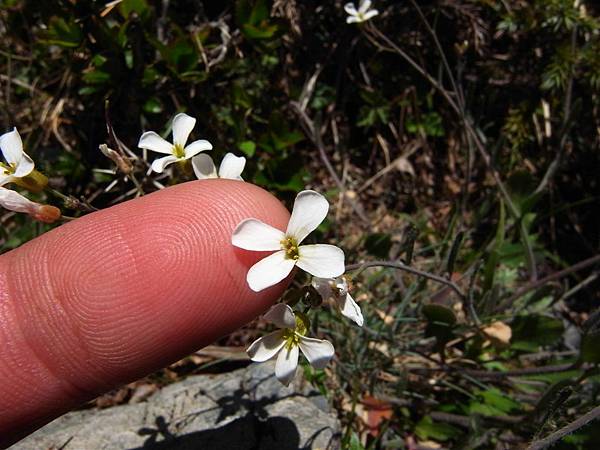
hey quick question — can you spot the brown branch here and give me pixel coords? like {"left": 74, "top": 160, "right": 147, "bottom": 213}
{"left": 290, "top": 101, "right": 369, "bottom": 223}
{"left": 414, "top": 363, "right": 577, "bottom": 377}
{"left": 345, "top": 260, "right": 466, "bottom": 300}
{"left": 500, "top": 253, "right": 600, "bottom": 309}
{"left": 527, "top": 405, "right": 600, "bottom": 450}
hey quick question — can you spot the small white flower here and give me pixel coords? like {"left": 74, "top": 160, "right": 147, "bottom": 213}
{"left": 0, "top": 128, "right": 35, "bottom": 187}
{"left": 312, "top": 276, "right": 364, "bottom": 326}
{"left": 247, "top": 303, "right": 335, "bottom": 386}
{"left": 138, "top": 113, "right": 213, "bottom": 173}
{"left": 344, "top": 0, "right": 379, "bottom": 24}
{"left": 232, "top": 190, "right": 345, "bottom": 292}
{"left": 192, "top": 152, "right": 246, "bottom": 181}
{"left": 0, "top": 187, "right": 60, "bottom": 223}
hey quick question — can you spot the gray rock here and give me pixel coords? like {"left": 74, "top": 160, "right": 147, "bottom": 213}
{"left": 12, "top": 363, "right": 340, "bottom": 450}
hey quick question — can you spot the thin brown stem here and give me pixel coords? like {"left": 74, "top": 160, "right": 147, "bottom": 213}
{"left": 345, "top": 260, "right": 465, "bottom": 300}
{"left": 527, "top": 405, "right": 600, "bottom": 450}
{"left": 500, "top": 253, "right": 600, "bottom": 309}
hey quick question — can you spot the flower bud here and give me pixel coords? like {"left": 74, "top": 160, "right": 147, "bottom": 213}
{"left": 0, "top": 187, "right": 61, "bottom": 223}
{"left": 32, "top": 205, "right": 62, "bottom": 224}
{"left": 99, "top": 144, "right": 133, "bottom": 174}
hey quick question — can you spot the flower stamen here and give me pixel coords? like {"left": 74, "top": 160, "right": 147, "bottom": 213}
{"left": 0, "top": 162, "right": 16, "bottom": 175}
{"left": 173, "top": 143, "right": 186, "bottom": 159}
{"left": 281, "top": 236, "right": 300, "bottom": 260}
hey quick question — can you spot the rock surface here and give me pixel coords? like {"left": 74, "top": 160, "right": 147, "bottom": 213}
{"left": 12, "top": 363, "right": 340, "bottom": 449}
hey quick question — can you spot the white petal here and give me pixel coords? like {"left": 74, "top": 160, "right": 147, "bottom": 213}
{"left": 184, "top": 139, "right": 212, "bottom": 159}
{"left": 334, "top": 277, "right": 349, "bottom": 296}
{"left": 13, "top": 153, "right": 34, "bottom": 178}
{"left": 286, "top": 190, "right": 329, "bottom": 243}
{"left": 246, "top": 330, "right": 286, "bottom": 362}
{"left": 338, "top": 293, "right": 364, "bottom": 326}
{"left": 311, "top": 277, "right": 334, "bottom": 300}
{"left": 0, "top": 187, "right": 37, "bottom": 214}
{"left": 172, "top": 113, "right": 196, "bottom": 147}
{"left": 192, "top": 153, "right": 217, "bottom": 180}
{"left": 344, "top": 2, "right": 358, "bottom": 15}
{"left": 358, "top": 0, "right": 372, "bottom": 14}
{"left": 275, "top": 344, "right": 299, "bottom": 386}
{"left": 138, "top": 131, "right": 174, "bottom": 154}
{"left": 0, "top": 173, "right": 12, "bottom": 186}
{"left": 0, "top": 128, "right": 23, "bottom": 164}
{"left": 296, "top": 244, "right": 345, "bottom": 278}
{"left": 298, "top": 336, "right": 335, "bottom": 369}
{"left": 362, "top": 9, "right": 379, "bottom": 21}
{"left": 347, "top": 16, "right": 361, "bottom": 24}
{"left": 218, "top": 153, "right": 246, "bottom": 180}
{"left": 151, "top": 155, "right": 179, "bottom": 173}
{"left": 247, "top": 251, "right": 296, "bottom": 292}
{"left": 263, "top": 303, "right": 296, "bottom": 329}
{"left": 232, "top": 218, "right": 285, "bottom": 251}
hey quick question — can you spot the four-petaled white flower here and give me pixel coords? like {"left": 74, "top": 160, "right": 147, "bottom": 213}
{"left": 247, "top": 303, "right": 335, "bottom": 386}
{"left": 0, "top": 128, "right": 34, "bottom": 187}
{"left": 138, "top": 113, "right": 213, "bottom": 173}
{"left": 344, "top": 0, "right": 379, "bottom": 24}
{"left": 232, "top": 190, "right": 345, "bottom": 292}
{"left": 192, "top": 152, "right": 246, "bottom": 181}
{"left": 0, "top": 187, "right": 60, "bottom": 223}
{"left": 312, "top": 276, "right": 364, "bottom": 326}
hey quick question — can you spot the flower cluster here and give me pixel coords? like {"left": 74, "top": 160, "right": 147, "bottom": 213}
{"left": 6, "top": 111, "right": 361, "bottom": 388}
{"left": 232, "top": 189, "right": 362, "bottom": 385}
{"left": 0, "top": 128, "right": 60, "bottom": 223}
{"left": 137, "top": 113, "right": 361, "bottom": 385}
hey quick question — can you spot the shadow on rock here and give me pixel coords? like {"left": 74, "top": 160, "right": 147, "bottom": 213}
{"left": 133, "top": 415, "right": 301, "bottom": 450}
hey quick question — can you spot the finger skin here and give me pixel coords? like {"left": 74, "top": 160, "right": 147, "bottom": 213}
{"left": 0, "top": 180, "right": 290, "bottom": 447}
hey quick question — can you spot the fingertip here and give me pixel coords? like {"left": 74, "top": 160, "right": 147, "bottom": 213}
{"left": 0, "top": 179, "right": 291, "bottom": 443}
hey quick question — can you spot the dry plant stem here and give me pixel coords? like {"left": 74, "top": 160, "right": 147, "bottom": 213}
{"left": 527, "top": 405, "right": 600, "bottom": 450}
{"left": 500, "top": 253, "right": 600, "bottom": 309}
{"left": 290, "top": 101, "right": 368, "bottom": 223}
{"left": 431, "top": 411, "right": 523, "bottom": 428}
{"left": 534, "top": 25, "right": 577, "bottom": 196}
{"left": 407, "top": 0, "right": 464, "bottom": 109}
{"left": 366, "top": 23, "right": 538, "bottom": 281}
{"left": 411, "top": 363, "right": 578, "bottom": 379}
{"left": 346, "top": 260, "right": 466, "bottom": 300}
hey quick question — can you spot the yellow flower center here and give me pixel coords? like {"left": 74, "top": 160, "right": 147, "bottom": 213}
{"left": 282, "top": 312, "right": 309, "bottom": 350}
{"left": 173, "top": 143, "right": 186, "bottom": 159}
{"left": 281, "top": 236, "right": 300, "bottom": 260}
{"left": 0, "top": 162, "right": 16, "bottom": 176}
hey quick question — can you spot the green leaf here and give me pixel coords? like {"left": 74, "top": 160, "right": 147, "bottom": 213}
{"left": 423, "top": 304, "right": 457, "bottom": 350}
{"left": 39, "top": 17, "right": 82, "bottom": 48}
{"left": 238, "top": 141, "right": 256, "bottom": 157}
{"left": 364, "top": 233, "right": 392, "bottom": 259}
{"left": 581, "top": 332, "right": 600, "bottom": 363}
{"left": 143, "top": 97, "right": 163, "bottom": 114}
{"left": 119, "top": 0, "right": 149, "bottom": 18}
{"left": 422, "top": 304, "right": 457, "bottom": 326}
{"left": 82, "top": 70, "right": 111, "bottom": 85}
{"left": 415, "top": 416, "right": 460, "bottom": 441}
{"left": 511, "top": 315, "right": 564, "bottom": 351}
{"left": 479, "top": 388, "right": 520, "bottom": 414}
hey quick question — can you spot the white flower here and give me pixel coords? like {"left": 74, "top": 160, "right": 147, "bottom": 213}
{"left": 138, "top": 113, "right": 213, "bottom": 173}
{"left": 247, "top": 303, "right": 335, "bottom": 386}
{"left": 0, "top": 128, "right": 35, "bottom": 187}
{"left": 344, "top": 0, "right": 379, "bottom": 24}
{"left": 232, "top": 190, "right": 345, "bottom": 292}
{"left": 192, "top": 152, "right": 246, "bottom": 181}
{"left": 0, "top": 187, "right": 61, "bottom": 223}
{"left": 312, "top": 276, "right": 364, "bottom": 326}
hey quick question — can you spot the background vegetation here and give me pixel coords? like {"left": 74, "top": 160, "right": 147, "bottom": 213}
{"left": 1, "top": 0, "right": 600, "bottom": 448}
